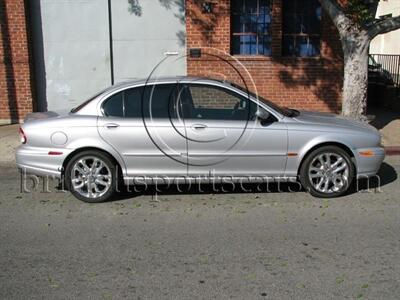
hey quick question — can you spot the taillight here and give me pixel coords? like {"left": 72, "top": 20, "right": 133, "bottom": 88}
{"left": 19, "top": 128, "right": 27, "bottom": 144}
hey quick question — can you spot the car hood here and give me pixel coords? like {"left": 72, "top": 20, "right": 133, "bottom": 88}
{"left": 293, "top": 111, "right": 377, "bottom": 133}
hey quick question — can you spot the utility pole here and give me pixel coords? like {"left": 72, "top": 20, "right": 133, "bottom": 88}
{"left": 107, "top": 0, "right": 115, "bottom": 85}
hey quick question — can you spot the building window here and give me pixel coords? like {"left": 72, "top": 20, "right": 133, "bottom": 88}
{"left": 231, "top": 0, "right": 272, "bottom": 56}
{"left": 282, "top": 0, "right": 322, "bottom": 57}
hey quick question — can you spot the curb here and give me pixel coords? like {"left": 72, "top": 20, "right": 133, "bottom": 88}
{"left": 385, "top": 146, "right": 400, "bottom": 156}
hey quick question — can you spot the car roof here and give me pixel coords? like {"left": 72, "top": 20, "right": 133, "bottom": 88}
{"left": 102, "top": 76, "right": 233, "bottom": 93}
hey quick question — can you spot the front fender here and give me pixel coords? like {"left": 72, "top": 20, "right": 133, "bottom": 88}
{"left": 285, "top": 132, "right": 357, "bottom": 177}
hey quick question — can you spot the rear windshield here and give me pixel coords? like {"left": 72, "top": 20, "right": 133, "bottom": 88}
{"left": 70, "top": 90, "right": 106, "bottom": 113}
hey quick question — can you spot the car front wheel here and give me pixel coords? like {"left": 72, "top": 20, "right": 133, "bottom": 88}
{"left": 65, "top": 150, "right": 118, "bottom": 203}
{"left": 300, "top": 146, "right": 355, "bottom": 198}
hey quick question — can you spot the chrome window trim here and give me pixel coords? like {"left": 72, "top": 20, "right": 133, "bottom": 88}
{"left": 96, "top": 79, "right": 283, "bottom": 121}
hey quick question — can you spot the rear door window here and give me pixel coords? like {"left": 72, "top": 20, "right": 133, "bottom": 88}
{"left": 125, "top": 84, "right": 179, "bottom": 119}
{"left": 102, "top": 92, "right": 124, "bottom": 117}
{"left": 103, "top": 84, "right": 179, "bottom": 119}
{"left": 125, "top": 87, "right": 143, "bottom": 118}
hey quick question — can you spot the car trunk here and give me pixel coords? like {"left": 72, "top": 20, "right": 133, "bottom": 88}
{"left": 24, "top": 110, "right": 71, "bottom": 123}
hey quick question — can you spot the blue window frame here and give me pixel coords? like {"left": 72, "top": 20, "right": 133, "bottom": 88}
{"left": 231, "top": 0, "right": 272, "bottom": 56}
{"left": 282, "top": 0, "right": 321, "bottom": 57}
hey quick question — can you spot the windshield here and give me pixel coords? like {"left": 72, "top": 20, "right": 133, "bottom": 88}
{"left": 230, "top": 82, "right": 296, "bottom": 117}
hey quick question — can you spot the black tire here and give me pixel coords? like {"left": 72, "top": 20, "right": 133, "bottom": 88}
{"left": 65, "top": 150, "right": 120, "bottom": 203}
{"left": 299, "top": 145, "right": 355, "bottom": 198}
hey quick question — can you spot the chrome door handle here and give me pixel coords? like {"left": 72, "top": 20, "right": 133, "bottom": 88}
{"left": 192, "top": 124, "right": 207, "bottom": 130}
{"left": 105, "top": 123, "right": 120, "bottom": 129}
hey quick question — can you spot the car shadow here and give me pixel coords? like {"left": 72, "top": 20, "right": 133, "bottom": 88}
{"left": 109, "top": 162, "right": 397, "bottom": 202}
{"left": 110, "top": 180, "right": 305, "bottom": 202}
{"left": 349, "top": 162, "right": 397, "bottom": 195}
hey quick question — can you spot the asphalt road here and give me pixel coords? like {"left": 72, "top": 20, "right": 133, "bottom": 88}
{"left": 0, "top": 157, "right": 399, "bottom": 300}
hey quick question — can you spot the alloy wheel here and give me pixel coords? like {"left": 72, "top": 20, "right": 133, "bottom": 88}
{"left": 308, "top": 152, "right": 350, "bottom": 194}
{"left": 70, "top": 156, "right": 112, "bottom": 199}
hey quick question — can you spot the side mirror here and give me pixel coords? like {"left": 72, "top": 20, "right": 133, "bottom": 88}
{"left": 255, "top": 109, "right": 270, "bottom": 121}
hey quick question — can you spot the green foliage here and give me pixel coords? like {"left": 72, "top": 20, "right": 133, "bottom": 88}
{"left": 344, "top": 0, "right": 376, "bottom": 26}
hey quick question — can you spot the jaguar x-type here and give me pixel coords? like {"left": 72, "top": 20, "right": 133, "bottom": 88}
{"left": 16, "top": 77, "right": 384, "bottom": 202}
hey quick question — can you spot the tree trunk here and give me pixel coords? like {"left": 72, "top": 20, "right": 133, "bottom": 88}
{"left": 341, "top": 36, "right": 370, "bottom": 121}
{"left": 317, "top": 0, "right": 400, "bottom": 120}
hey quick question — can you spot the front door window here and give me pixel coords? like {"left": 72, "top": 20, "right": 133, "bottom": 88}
{"left": 181, "top": 84, "right": 257, "bottom": 121}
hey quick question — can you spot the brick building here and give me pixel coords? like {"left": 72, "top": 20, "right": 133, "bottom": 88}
{"left": 0, "top": 0, "right": 34, "bottom": 124}
{"left": 186, "top": 0, "right": 344, "bottom": 113}
{"left": 0, "top": 0, "right": 346, "bottom": 124}
{"left": 0, "top": 0, "right": 186, "bottom": 124}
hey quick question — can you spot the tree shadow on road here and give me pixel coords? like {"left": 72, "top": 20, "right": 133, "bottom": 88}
{"left": 367, "top": 105, "right": 400, "bottom": 131}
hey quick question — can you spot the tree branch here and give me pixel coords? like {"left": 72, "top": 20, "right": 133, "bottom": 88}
{"left": 318, "top": 0, "right": 357, "bottom": 36}
{"left": 368, "top": 15, "right": 400, "bottom": 39}
{"left": 318, "top": 0, "right": 345, "bottom": 27}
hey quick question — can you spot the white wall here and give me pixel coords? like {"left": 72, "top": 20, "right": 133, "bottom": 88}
{"left": 31, "top": 0, "right": 112, "bottom": 111}
{"left": 370, "top": 0, "right": 400, "bottom": 54}
{"left": 31, "top": 0, "right": 187, "bottom": 112}
{"left": 112, "top": 0, "right": 186, "bottom": 82}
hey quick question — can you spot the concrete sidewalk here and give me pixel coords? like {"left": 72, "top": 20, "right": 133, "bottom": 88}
{"left": 0, "top": 124, "right": 19, "bottom": 164}
{"left": 1, "top": 112, "right": 399, "bottom": 165}
{"left": 368, "top": 107, "right": 400, "bottom": 154}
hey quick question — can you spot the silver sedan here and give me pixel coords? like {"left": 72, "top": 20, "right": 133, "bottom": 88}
{"left": 16, "top": 77, "right": 385, "bottom": 202}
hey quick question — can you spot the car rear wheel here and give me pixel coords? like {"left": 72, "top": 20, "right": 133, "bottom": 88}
{"left": 300, "top": 146, "right": 355, "bottom": 198}
{"left": 65, "top": 150, "right": 118, "bottom": 203}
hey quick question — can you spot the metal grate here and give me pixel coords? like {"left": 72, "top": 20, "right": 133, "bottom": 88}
{"left": 370, "top": 54, "right": 400, "bottom": 88}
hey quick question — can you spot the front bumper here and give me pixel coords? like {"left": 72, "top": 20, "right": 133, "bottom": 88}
{"left": 15, "top": 145, "right": 74, "bottom": 178}
{"left": 355, "top": 147, "right": 385, "bottom": 177}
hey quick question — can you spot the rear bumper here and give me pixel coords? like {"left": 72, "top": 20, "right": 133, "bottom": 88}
{"left": 15, "top": 145, "right": 73, "bottom": 178}
{"left": 355, "top": 147, "right": 385, "bottom": 177}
